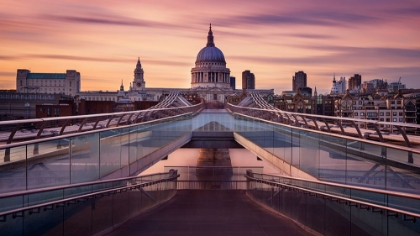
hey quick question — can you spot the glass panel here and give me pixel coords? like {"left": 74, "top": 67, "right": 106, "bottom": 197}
{"left": 129, "top": 126, "right": 138, "bottom": 175}
{"left": 24, "top": 206, "right": 63, "bottom": 236}
{"left": 318, "top": 134, "right": 347, "bottom": 184}
{"left": 299, "top": 130, "right": 320, "bottom": 177}
{"left": 119, "top": 127, "right": 130, "bottom": 177}
{"left": 63, "top": 200, "right": 91, "bottom": 236}
{"left": 91, "top": 195, "right": 114, "bottom": 235}
{"left": 99, "top": 130, "right": 121, "bottom": 178}
{"left": 291, "top": 129, "right": 300, "bottom": 167}
{"left": 0, "top": 195, "right": 23, "bottom": 212}
{"left": 27, "top": 139, "right": 70, "bottom": 190}
{"left": 71, "top": 133, "right": 100, "bottom": 184}
{"left": 0, "top": 145, "right": 27, "bottom": 193}
{"left": 25, "top": 189, "right": 63, "bottom": 207}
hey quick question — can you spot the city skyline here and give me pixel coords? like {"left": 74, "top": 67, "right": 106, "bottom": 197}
{"left": 1, "top": 0, "right": 419, "bottom": 94}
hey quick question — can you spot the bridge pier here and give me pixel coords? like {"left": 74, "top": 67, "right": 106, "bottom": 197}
{"left": 196, "top": 148, "right": 233, "bottom": 181}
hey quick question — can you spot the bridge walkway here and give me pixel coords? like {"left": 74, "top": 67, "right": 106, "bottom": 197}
{"left": 106, "top": 190, "right": 310, "bottom": 236}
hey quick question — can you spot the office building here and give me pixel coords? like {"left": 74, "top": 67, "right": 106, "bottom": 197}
{"left": 242, "top": 70, "right": 255, "bottom": 89}
{"left": 292, "top": 71, "right": 307, "bottom": 91}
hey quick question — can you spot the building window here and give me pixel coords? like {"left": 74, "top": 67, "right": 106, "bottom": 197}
{"left": 397, "top": 101, "right": 401, "bottom": 104}
{"left": 393, "top": 112, "right": 397, "bottom": 116}
{"left": 354, "top": 112, "right": 358, "bottom": 116}
{"left": 391, "top": 101, "right": 395, "bottom": 104}
{"left": 360, "top": 112, "right": 364, "bottom": 116}
{"left": 399, "top": 112, "right": 403, "bottom": 116}
{"left": 393, "top": 118, "right": 397, "bottom": 122}
{"left": 380, "top": 112, "right": 384, "bottom": 116}
{"left": 399, "top": 118, "right": 403, "bottom": 122}
{"left": 386, "top": 112, "right": 390, "bottom": 116}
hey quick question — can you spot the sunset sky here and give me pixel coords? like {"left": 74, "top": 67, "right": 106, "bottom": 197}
{"left": 1, "top": 0, "right": 419, "bottom": 94}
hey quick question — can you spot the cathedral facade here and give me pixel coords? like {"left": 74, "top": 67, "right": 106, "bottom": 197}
{"left": 76, "top": 25, "right": 273, "bottom": 105}
{"left": 191, "top": 25, "right": 231, "bottom": 89}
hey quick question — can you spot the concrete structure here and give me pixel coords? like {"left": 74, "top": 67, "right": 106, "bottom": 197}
{"left": 292, "top": 71, "right": 307, "bottom": 92}
{"left": 16, "top": 69, "right": 80, "bottom": 96}
{"left": 242, "top": 70, "right": 255, "bottom": 89}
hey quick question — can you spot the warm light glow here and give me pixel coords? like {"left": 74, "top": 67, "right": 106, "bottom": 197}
{"left": 1, "top": 0, "right": 419, "bottom": 94}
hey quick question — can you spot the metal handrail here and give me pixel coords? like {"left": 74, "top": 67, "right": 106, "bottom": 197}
{"left": 228, "top": 102, "right": 420, "bottom": 148}
{"left": 0, "top": 102, "right": 203, "bottom": 146}
{"left": 0, "top": 112, "right": 193, "bottom": 150}
{"left": 0, "top": 171, "right": 175, "bottom": 199}
{"left": 0, "top": 173, "right": 180, "bottom": 218}
{"left": 246, "top": 171, "right": 420, "bottom": 201}
{"left": 228, "top": 103, "right": 420, "bottom": 128}
{"left": 246, "top": 174, "right": 420, "bottom": 221}
{"left": 230, "top": 106, "right": 420, "bottom": 154}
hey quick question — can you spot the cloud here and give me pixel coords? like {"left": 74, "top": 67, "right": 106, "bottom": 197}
{"left": 387, "top": 6, "right": 420, "bottom": 16}
{"left": 297, "top": 45, "right": 420, "bottom": 60}
{"left": 286, "top": 33, "right": 337, "bottom": 39}
{"left": 213, "top": 9, "right": 382, "bottom": 28}
{"left": 0, "top": 56, "right": 17, "bottom": 60}
{"left": 0, "top": 72, "right": 15, "bottom": 77}
{"left": 44, "top": 14, "right": 171, "bottom": 28}
{"left": 12, "top": 54, "right": 190, "bottom": 67}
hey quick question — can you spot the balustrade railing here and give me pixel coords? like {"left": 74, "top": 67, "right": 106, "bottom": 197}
{"left": 0, "top": 102, "right": 203, "bottom": 145}
{"left": 0, "top": 170, "right": 179, "bottom": 236}
{"left": 245, "top": 170, "right": 420, "bottom": 235}
{"left": 227, "top": 103, "right": 420, "bottom": 148}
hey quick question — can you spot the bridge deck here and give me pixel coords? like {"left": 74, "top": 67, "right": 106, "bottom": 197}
{"left": 106, "top": 190, "right": 310, "bottom": 236}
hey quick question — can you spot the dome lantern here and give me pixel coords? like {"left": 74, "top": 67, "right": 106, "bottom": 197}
{"left": 206, "top": 24, "right": 215, "bottom": 47}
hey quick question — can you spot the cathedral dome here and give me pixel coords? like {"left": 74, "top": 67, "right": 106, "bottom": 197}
{"left": 196, "top": 47, "right": 225, "bottom": 64}
{"left": 195, "top": 24, "right": 226, "bottom": 64}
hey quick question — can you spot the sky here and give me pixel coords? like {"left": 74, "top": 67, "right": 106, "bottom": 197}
{"left": 0, "top": 0, "right": 419, "bottom": 95}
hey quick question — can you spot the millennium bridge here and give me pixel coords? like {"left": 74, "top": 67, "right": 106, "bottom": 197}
{"left": 1, "top": 93, "right": 420, "bottom": 235}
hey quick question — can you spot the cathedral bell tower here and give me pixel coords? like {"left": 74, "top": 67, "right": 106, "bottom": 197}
{"left": 133, "top": 58, "right": 145, "bottom": 90}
